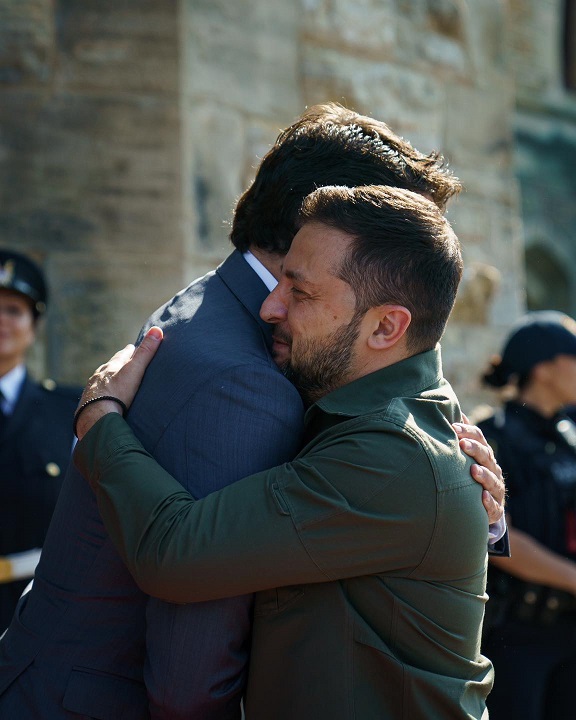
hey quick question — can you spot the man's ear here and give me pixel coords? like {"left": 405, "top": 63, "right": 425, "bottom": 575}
{"left": 367, "top": 305, "right": 412, "bottom": 350}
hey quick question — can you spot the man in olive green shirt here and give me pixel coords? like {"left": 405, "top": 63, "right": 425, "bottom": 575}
{"left": 75, "top": 185, "right": 493, "bottom": 718}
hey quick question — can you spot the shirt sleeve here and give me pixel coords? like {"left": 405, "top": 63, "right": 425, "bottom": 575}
{"left": 487, "top": 515, "right": 510, "bottom": 557}
{"left": 75, "top": 413, "right": 432, "bottom": 604}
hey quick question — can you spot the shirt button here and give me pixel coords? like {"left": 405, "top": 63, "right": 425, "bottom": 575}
{"left": 45, "top": 462, "right": 61, "bottom": 477}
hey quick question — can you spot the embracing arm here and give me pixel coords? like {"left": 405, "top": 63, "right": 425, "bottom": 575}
{"left": 73, "top": 326, "right": 506, "bottom": 593}
{"left": 76, "top": 414, "right": 336, "bottom": 602}
{"left": 75, "top": 411, "right": 444, "bottom": 603}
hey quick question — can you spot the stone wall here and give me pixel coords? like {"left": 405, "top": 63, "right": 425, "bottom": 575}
{"left": 0, "top": 0, "right": 182, "bottom": 382}
{"left": 3, "top": 0, "right": 569, "bottom": 411}
{"left": 178, "top": 0, "right": 302, "bottom": 276}
{"left": 509, "top": 0, "right": 576, "bottom": 319}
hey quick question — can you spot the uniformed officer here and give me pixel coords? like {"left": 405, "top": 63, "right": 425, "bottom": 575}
{"left": 0, "top": 249, "right": 80, "bottom": 631}
{"left": 478, "top": 312, "right": 576, "bottom": 720}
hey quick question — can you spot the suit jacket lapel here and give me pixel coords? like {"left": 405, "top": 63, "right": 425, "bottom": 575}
{"left": 215, "top": 250, "right": 274, "bottom": 350}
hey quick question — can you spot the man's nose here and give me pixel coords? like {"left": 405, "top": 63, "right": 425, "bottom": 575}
{"left": 260, "top": 285, "right": 288, "bottom": 324}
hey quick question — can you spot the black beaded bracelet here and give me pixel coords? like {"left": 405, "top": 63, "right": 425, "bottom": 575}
{"left": 73, "top": 395, "right": 128, "bottom": 439}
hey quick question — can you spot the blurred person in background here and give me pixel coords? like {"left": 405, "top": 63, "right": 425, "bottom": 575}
{"left": 478, "top": 311, "right": 576, "bottom": 720}
{"left": 0, "top": 250, "right": 80, "bottom": 631}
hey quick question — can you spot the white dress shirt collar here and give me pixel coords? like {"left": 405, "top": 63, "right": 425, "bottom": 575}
{"left": 243, "top": 251, "right": 279, "bottom": 292}
{"left": 0, "top": 364, "right": 26, "bottom": 415}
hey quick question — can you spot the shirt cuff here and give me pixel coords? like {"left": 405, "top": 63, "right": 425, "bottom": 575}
{"left": 488, "top": 515, "right": 507, "bottom": 543}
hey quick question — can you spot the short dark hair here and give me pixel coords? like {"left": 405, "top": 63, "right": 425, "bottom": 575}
{"left": 298, "top": 184, "right": 463, "bottom": 354}
{"left": 230, "top": 102, "right": 461, "bottom": 255}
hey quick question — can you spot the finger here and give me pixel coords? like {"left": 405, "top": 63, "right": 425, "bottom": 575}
{"left": 481, "top": 489, "right": 503, "bottom": 524}
{"left": 136, "top": 327, "right": 163, "bottom": 360}
{"left": 459, "top": 437, "right": 497, "bottom": 473}
{"left": 461, "top": 412, "right": 470, "bottom": 424}
{"left": 470, "top": 463, "right": 505, "bottom": 505}
{"left": 453, "top": 422, "right": 487, "bottom": 445}
{"left": 124, "top": 327, "right": 162, "bottom": 379}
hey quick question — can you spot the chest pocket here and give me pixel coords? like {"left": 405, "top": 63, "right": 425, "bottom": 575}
{"left": 254, "top": 586, "right": 305, "bottom": 616}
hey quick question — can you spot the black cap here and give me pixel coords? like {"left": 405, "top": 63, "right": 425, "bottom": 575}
{"left": 0, "top": 249, "right": 48, "bottom": 317}
{"left": 484, "top": 311, "right": 576, "bottom": 387}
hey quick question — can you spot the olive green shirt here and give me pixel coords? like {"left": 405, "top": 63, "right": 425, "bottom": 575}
{"left": 76, "top": 347, "right": 493, "bottom": 719}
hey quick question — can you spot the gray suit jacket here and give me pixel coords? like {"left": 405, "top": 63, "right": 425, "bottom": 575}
{"left": 0, "top": 251, "right": 304, "bottom": 719}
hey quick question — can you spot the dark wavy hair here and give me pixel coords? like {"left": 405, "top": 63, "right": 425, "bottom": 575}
{"left": 230, "top": 103, "right": 461, "bottom": 255}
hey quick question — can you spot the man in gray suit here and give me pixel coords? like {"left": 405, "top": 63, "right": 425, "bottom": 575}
{"left": 0, "top": 103, "right": 505, "bottom": 719}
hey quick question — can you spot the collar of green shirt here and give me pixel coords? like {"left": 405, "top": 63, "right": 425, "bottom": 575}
{"left": 305, "top": 345, "right": 443, "bottom": 421}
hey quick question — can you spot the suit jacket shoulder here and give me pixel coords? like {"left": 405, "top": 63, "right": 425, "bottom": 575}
{"left": 129, "top": 250, "right": 303, "bottom": 456}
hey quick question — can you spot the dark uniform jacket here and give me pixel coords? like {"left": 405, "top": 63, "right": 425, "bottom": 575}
{"left": 0, "top": 373, "right": 79, "bottom": 629}
{"left": 480, "top": 402, "right": 576, "bottom": 626}
{"left": 77, "top": 347, "right": 494, "bottom": 720}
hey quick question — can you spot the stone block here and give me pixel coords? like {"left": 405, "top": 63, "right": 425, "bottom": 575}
{"left": 301, "top": 0, "right": 397, "bottom": 57}
{"left": 55, "top": 0, "right": 180, "bottom": 96}
{"left": 509, "top": 0, "right": 561, "bottom": 99}
{"left": 44, "top": 251, "right": 185, "bottom": 385}
{"left": 464, "top": 0, "right": 512, "bottom": 81}
{"left": 0, "top": 92, "right": 182, "bottom": 255}
{"left": 0, "top": 0, "right": 54, "bottom": 85}
{"left": 184, "top": 101, "right": 246, "bottom": 257}
{"left": 182, "top": 0, "right": 300, "bottom": 117}
{"left": 444, "top": 82, "right": 515, "bottom": 172}
{"left": 301, "top": 47, "right": 445, "bottom": 142}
